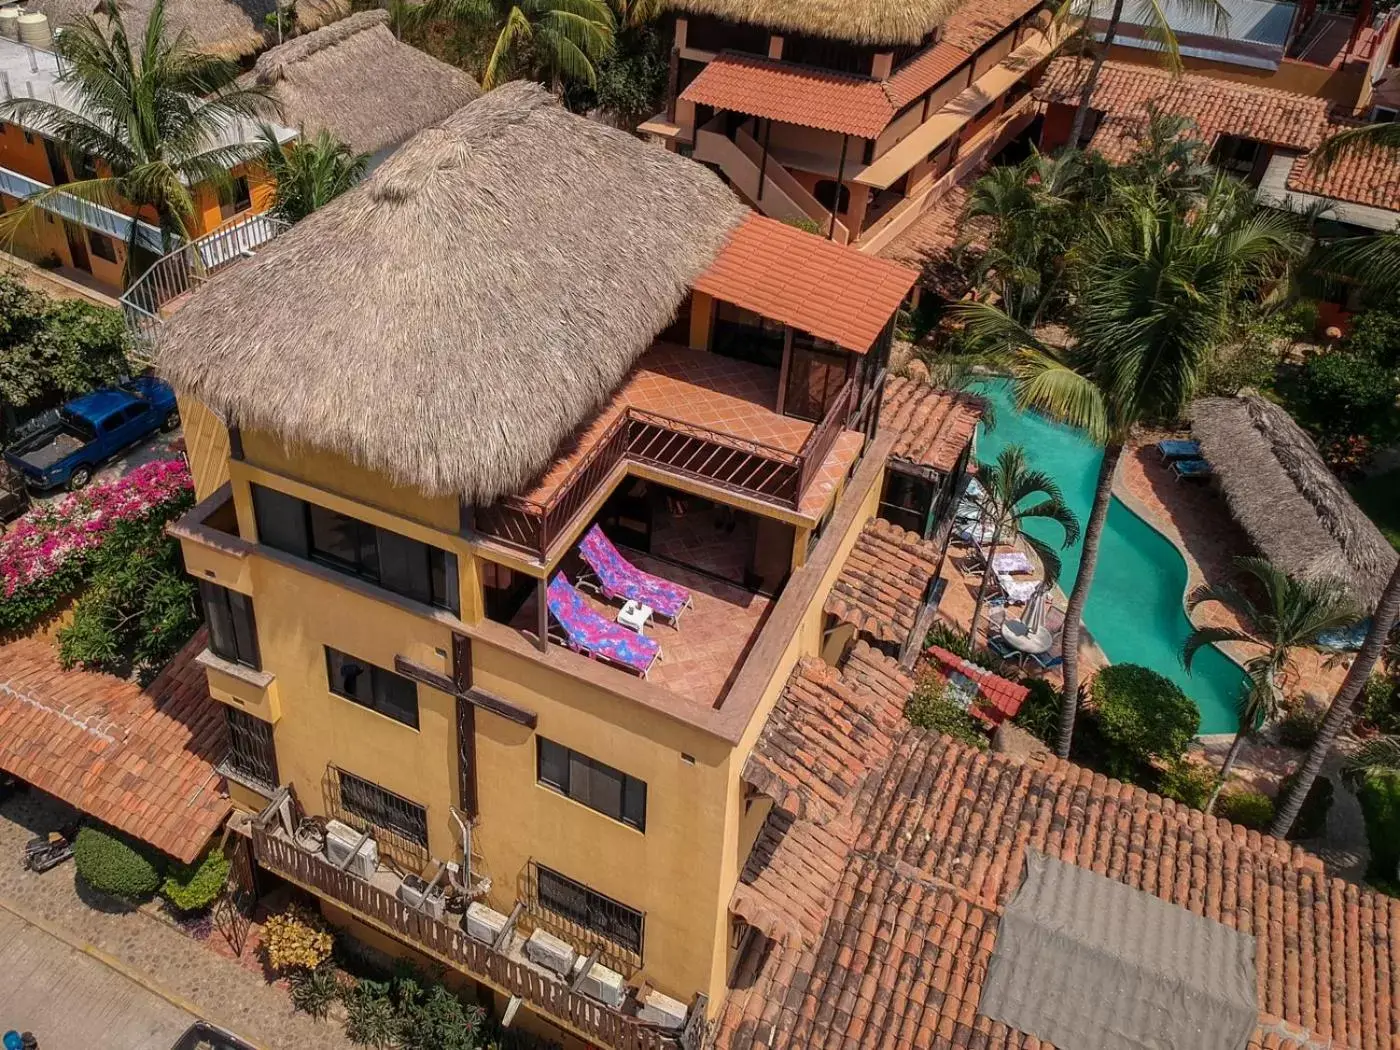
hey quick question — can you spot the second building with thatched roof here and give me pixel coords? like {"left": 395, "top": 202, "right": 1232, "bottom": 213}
{"left": 152, "top": 81, "right": 927, "bottom": 1047}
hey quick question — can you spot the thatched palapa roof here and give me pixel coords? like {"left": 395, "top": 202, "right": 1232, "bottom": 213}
{"left": 1191, "top": 394, "right": 1398, "bottom": 610}
{"left": 246, "top": 11, "right": 479, "bottom": 156}
{"left": 667, "top": 0, "right": 966, "bottom": 46}
{"left": 155, "top": 82, "right": 750, "bottom": 505}
{"left": 31, "top": 0, "right": 349, "bottom": 59}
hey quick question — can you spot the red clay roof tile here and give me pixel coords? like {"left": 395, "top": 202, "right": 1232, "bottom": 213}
{"left": 825, "top": 519, "right": 942, "bottom": 646}
{"left": 879, "top": 374, "right": 983, "bottom": 472}
{"left": 0, "top": 633, "right": 229, "bottom": 862}
{"left": 696, "top": 214, "right": 919, "bottom": 352}
{"left": 1287, "top": 127, "right": 1400, "bottom": 212}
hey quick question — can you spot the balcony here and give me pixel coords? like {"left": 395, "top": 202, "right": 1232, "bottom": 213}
{"left": 167, "top": 483, "right": 256, "bottom": 595}
{"left": 0, "top": 164, "right": 165, "bottom": 252}
{"left": 249, "top": 823, "right": 704, "bottom": 1050}
{"left": 474, "top": 345, "right": 863, "bottom": 562}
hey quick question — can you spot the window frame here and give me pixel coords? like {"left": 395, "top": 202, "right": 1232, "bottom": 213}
{"left": 326, "top": 647, "right": 420, "bottom": 730}
{"left": 199, "top": 580, "right": 261, "bottom": 669}
{"left": 86, "top": 229, "right": 118, "bottom": 263}
{"left": 218, "top": 174, "right": 252, "bottom": 220}
{"left": 223, "top": 707, "right": 277, "bottom": 790}
{"left": 536, "top": 737, "right": 647, "bottom": 832}
{"left": 336, "top": 768, "right": 429, "bottom": 848}
{"left": 534, "top": 863, "right": 645, "bottom": 957}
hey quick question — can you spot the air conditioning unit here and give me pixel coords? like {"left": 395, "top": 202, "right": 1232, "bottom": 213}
{"left": 324, "top": 819, "right": 378, "bottom": 879}
{"left": 397, "top": 874, "right": 446, "bottom": 921}
{"left": 573, "top": 958, "right": 626, "bottom": 1008}
{"left": 637, "top": 990, "right": 688, "bottom": 1030}
{"left": 524, "top": 928, "right": 577, "bottom": 977}
{"left": 465, "top": 902, "right": 509, "bottom": 945}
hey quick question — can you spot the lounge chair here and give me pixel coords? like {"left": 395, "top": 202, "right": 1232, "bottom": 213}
{"left": 993, "top": 572, "right": 1040, "bottom": 605}
{"left": 547, "top": 575, "right": 661, "bottom": 677}
{"left": 991, "top": 551, "right": 1034, "bottom": 575}
{"left": 1156, "top": 439, "right": 1202, "bottom": 462}
{"left": 1170, "top": 458, "right": 1212, "bottom": 481}
{"left": 578, "top": 525, "right": 692, "bottom": 623}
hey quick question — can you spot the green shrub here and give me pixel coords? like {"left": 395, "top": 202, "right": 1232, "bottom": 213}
{"left": 57, "top": 509, "right": 199, "bottom": 682}
{"left": 1215, "top": 790, "right": 1276, "bottom": 830}
{"left": 343, "top": 979, "right": 397, "bottom": 1048}
{"left": 73, "top": 825, "right": 165, "bottom": 900}
{"left": 1358, "top": 773, "right": 1400, "bottom": 886}
{"left": 1090, "top": 664, "right": 1200, "bottom": 780}
{"left": 1158, "top": 757, "right": 1220, "bottom": 810}
{"left": 905, "top": 677, "right": 987, "bottom": 750}
{"left": 1291, "top": 348, "right": 1400, "bottom": 445}
{"left": 395, "top": 981, "right": 486, "bottom": 1050}
{"left": 925, "top": 622, "right": 976, "bottom": 661}
{"left": 1012, "top": 675, "right": 1060, "bottom": 747}
{"left": 159, "top": 848, "right": 229, "bottom": 914}
{"left": 1281, "top": 771, "right": 1334, "bottom": 841}
{"left": 289, "top": 963, "right": 342, "bottom": 1020}
{"left": 1341, "top": 304, "right": 1400, "bottom": 368}
{"left": 1361, "top": 674, "right": 1400, "bottom": 735}
{"left": 1276, "top": 706, "right": 1324, "bottom": 749}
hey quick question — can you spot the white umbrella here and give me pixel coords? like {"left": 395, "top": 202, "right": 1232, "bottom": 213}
{"left": 1024, "top": 586, "right": 1048, "bottom": 634}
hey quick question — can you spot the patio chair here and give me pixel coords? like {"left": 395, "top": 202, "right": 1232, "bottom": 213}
{"left": 578, "top": 525, "right": 692, "bottom": 623}
{"left": 1170, "top": 457, "right": 1212, "bottom": 482}
{"left": 993, "top": 572, "right": 1040, "bottom": 605}
{"left": 546, "top": 575, "right": 661, "bottom": 678}
{"left": 1156, "top": 439, "right": 1202, "bottom": 463}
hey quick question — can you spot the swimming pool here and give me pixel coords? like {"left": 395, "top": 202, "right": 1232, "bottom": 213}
{"left": 972, "top": 379, "right": 1247, "bottom": 734}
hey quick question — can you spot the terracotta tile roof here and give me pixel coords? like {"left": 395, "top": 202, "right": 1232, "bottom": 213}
{"left": 1288, "top": 128, "right": 1400, "bottom": 212}
{"left": 742, "top": 654, "right": 908, "bottom": 826}
{"left": 878, "top": 176, "right": 993, "bottom": 297}
{"left": 1035, "top": 58, "right": 1331, "bottom": 151}
{"left": 825, "top": 518, "right": 942, "bottom": 645}
{"left": 924, "top": 644, "right": 1029, "bottom": 726}
{"left": 884, "top": 40, "right": 973, "bottom": 108}
{"left": 696, "top": 214, "right": 919, "bottom": 353}
{"left": 681, "top": 52, "right": 896, "bottom": 138}
{"left": 879, "top": 374, "right": 983, "bottom": 472}
{"left": 718, "top": 661, "right": 1400, "bottom": 1050}
{"left": 0, "top": 633, "right": 230, "bottom": 862}
{"left": 1085, "top": 112, "right": 1148, "bottom": 164}
{"left": 941, "top": 0, "right": 1047, "bottom": 53}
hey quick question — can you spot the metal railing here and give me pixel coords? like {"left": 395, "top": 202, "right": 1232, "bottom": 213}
{"left": 794, "top": 378, "right": 855, "bottom": 499}
{"left": 251, "top": 826, "right": 696, "bottom": 1050}
{"left": 120, "top": 212, "right": 287, "bottom": 349}
{"left": 0, "top": 164, "right": 165, "bottom": 253}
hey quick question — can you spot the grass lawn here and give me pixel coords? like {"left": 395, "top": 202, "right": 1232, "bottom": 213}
{"left": 1350, "top": 467, "right": 1400, "bottom": 551}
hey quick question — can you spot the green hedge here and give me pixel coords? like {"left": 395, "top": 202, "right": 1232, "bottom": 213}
{"left": 73, "top": 825, "right": 165, "bottom": 900}
{"left": 1358, "top": 773, "right": 1400, "bottom": 888}
{"left": 1216, "top": 790, "right": 1275, "bottom": 831}
{"left": 160, "top": 847, "right": 229, "bottom": 913}
{"left": 1091, "top": 664, "right": 1199, "bottom": 780}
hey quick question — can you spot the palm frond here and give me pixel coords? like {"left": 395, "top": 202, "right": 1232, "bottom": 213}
{"left": 1182, "top": 624, "right": 1251, "bottom": 670}
{"left": 1342, "top": 736, "right": 1400, "bottom": 789}
{"left": 1311, "top": 121, "right": 1400, "bottom": 175}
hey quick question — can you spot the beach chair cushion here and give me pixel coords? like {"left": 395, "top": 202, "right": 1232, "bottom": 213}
{"left": 1157, "top": 439, "right": 1202, "bottom": 461}
{"left": 992, "top": 551, "right": 1034, "bottom": 575}
{"left": 1171, "top": 457, "right": 1212, "bottom": 479}
{"left": 547, "top": 575, "right": 660, "bottom": 675}
{"left": 997, "top": 573, "right": 1040, "bottom": 604}
{"left": 579, "top": 526, "right": 690, "bottom": 619}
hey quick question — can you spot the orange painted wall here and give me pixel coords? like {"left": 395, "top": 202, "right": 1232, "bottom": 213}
{"left": 0, "top": 123, "right": 58, "bottom": 183}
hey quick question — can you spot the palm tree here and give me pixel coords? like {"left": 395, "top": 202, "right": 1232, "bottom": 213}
{"left": 1064, "top": 0, "right": 1230, "bottom": 148}
{"left": 0, "top": 0, "right": 273, "bottom": 282}
{"left": 1183, "top": 557, "right": 1358, "bottom": 812}
{"left": 257, "top": 127, "right": 368, "bottom": 224}
{"left": 960, "top": 177, "right": 1304, "bottom": 758}
{"left": 1342, "top": 734, "right": 1400, "bottom": 788}
{"left": 966, "top": 445, "right": 1080, "bottom": 645}
{"left": 422, "top": 0, "right": 615, "bottom": 89}
{"left": 611, "top": 0, "right": 662, "bottom": 27}
{"left": 1272, "top": 562, "right": 1400, "bottom": 837}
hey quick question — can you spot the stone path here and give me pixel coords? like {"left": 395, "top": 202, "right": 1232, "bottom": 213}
{"left": 0, "top": 790, "right": 354, "bottom": 1050}
{"left": 0, "top": 905, "right": 193, "bottom": 1050}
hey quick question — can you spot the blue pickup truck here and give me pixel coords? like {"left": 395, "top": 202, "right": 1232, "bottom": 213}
{"left": 3, "top": 377, "right": 180, "bottom": 491}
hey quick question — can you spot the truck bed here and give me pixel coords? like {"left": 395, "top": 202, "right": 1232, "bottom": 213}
{"left": 15, "top": 428, "right": 88, "bottom": 471}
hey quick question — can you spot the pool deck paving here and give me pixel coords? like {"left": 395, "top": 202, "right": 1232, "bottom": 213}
{"left": 0, "top": 790, "right": 356, "bottom": 1050}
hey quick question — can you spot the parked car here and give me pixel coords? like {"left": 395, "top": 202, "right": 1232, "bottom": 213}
{"left": 2, "top": 377, "right": 179, "bottom": 492}
{"left": 0, "top": 460, "right": 30, "bottom": 524}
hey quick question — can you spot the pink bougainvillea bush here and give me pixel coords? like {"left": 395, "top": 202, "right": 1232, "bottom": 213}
{"left": 0, "top": 458, "right": 193, "bottom": 632}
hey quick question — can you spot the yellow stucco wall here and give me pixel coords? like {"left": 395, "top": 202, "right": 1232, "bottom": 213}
{"left": 179, "top": 395, "right": 233, "bottom": 501}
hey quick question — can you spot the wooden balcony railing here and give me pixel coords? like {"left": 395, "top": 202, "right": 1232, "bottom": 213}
{"left": 251, "top": 827, "right": 698, "bottom": 1050}
{"left": 475, "top": 397, "right": 850, "bottom": 560}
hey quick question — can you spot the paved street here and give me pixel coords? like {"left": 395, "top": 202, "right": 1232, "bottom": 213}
{"left": 0, "top": 906, "right": 193, "bottom": 1050}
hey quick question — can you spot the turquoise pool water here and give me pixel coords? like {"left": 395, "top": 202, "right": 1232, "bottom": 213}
{"left": 972, "top": 380, "right": 1247, "bottom": 734}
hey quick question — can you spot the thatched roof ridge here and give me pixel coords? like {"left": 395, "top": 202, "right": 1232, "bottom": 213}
{"left": 1191, "top": 394, "right": 1398, "bottom": 609}
{"left": 667, "top": 0, "right": 964, "bottom": 45}
{"left": 246, "top": 10, "right": 480, "bottom": 156}
{"left": 155, "top": 82, "right": 749, "bottom": 504}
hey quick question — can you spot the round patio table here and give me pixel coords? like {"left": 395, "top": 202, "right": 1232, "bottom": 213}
{"left": 1000, "top": 619, "right": 1054, "bottom": 655}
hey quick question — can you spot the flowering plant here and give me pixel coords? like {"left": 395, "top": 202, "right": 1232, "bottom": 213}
{"left": 0, "top": 458, "right": 193, "bottom": 632}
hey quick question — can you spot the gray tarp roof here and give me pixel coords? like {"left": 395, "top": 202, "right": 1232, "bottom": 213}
{"left": 978, "top": 850, "right": 1258, "bottom": 1050}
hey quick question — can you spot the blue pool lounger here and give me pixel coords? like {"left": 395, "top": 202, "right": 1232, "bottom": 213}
{"left": 1157, "top": 439, "right": 1203, "bottom": 462}
{"left": 1170, "top": 458, "right": 1212, "bottom": 481}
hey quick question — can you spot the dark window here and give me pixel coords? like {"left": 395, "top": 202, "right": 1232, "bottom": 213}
{"left": 219, "top": 175, "right": 252, "bottom": 220}
{"left": 537, "top": 738, "right": 646, "bottom": 831}
{"left": 684, "top": 14, "right": 767, "bottom": 55}
{"left": 784, "top": 336, "right": 851, "bottom": 422}
{"left": 1210, "top": 134, "right": 1264, "bottom": 180}
{"left": 326, "top": 647, "right": 419, "bottom": 729}
{"left": 87, "top": 230, "right": 118, "bottom": 263}
{"left": 814, "top": 180, "right": 851, "bottom": 213}
{"left": 199, "top": 580, "right": 260, "bottom": 668}
{"left": 536, "top": 865, "right": 645, "bottom": 955}
{"left": 781, "top": 34, "right": 878, "bottom": 75}
{"left": 223, "top": 707, "right": 277, "bottom": 789}
{"left": 338, "top": 769, "right": 428, "bottom": 847}
{"left": 250, "top": 484, "right": 459, "bottom": 613}
{"left": 711, "top": 301, "right": 785, "bottom": 369}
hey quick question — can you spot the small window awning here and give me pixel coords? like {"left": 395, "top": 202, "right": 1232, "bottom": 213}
{"left": 856, "top": 26, "right": 1064, "bottom": 190}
